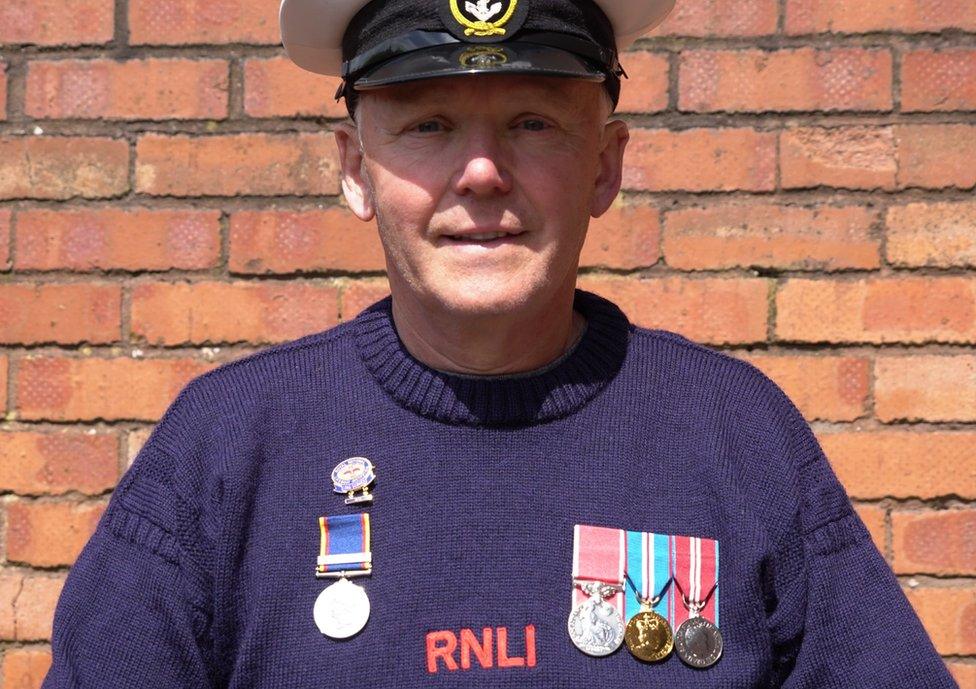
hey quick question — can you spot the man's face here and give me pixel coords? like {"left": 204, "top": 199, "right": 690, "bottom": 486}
{"left": 335, "top": 74, "right": 628, "bottom": 316}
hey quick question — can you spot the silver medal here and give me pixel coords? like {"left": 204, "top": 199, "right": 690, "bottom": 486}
{"left": 567, "top": 581, "right": 625, "bottom": 656}
{"left": 674, "top": 615, "right": 723, "bottom": 668}
{"left": 313, "top": 577, "right": 370, "bottom": 639}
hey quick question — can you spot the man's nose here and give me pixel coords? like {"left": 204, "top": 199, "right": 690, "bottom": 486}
{"left": 452, "top": 128, "right": 513, "bottom": 197}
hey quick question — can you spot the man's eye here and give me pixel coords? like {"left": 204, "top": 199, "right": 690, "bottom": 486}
{"left": 518, "top": 119, "right": 549, "bottom": 132}
{"left": 414, "top": 121, "right": 444, "bottom": 133}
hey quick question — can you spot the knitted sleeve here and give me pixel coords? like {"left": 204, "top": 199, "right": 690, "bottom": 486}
{"left": 42, "top": 381, "right": 220, "bottom": 689}
{"left": 763, "top": 391, "right": 957, "bottom": 688}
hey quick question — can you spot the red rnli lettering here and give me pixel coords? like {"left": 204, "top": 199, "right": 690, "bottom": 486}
{"left": 425, "top": 625, "right": 538, "bottom": 674}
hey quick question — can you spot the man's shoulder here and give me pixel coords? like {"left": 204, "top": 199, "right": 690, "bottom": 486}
{"left": 626, "top": 324, "right": 786, "bottom": 407}
{"left": 182, "top": 319, "right": 361, "bottom": 403}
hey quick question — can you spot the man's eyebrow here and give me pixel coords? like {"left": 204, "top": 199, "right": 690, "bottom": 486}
{"left": 376, "top": 79, "right": 589, "bottom": 110}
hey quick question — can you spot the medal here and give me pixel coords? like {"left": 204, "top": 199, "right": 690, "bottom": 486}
{"left": 568, "top": 580, "right": 626, "bottom": 656}
{"left": 622, "top": 573, "right": 674, "bottom": 662}
{"left": 331, "top": 456, "right": 376, "bottom": 505}
{"left": 314, "top": 513, "right": 372, "bottom": 639}
{"left": 674, "top": 577, "right": 722, "bottom": 668}
{"left": 674, "top": 614, "right": 723, "bottom": 668}
{"left": 314, "top": 577, "right": 370, "bottom": 639}
{"left": 568, "top": 525, "right": 626, "bottom": 656}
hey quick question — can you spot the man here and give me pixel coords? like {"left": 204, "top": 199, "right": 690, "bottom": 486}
{"left": 42, "top": 0, "right": 956, "bottom": 687}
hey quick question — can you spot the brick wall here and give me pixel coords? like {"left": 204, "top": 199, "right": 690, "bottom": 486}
{"left": 0, "top": 0, "right": 974, "bottom": 685}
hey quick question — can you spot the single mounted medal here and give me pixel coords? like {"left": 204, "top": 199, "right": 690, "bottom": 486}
{"left": 674, "top": 573, "right": 723, "bottom": 669}
{"left": 331, "top": 456, "right": 376, "bottom": 505}
{"left": 314, "top": 513, "right": 373, "bottom": 639}
{"left": 568, "top": 525, "right": 627, "bottom": 656}
{"left": 622, "top": 573, "right": 674, "bottom": 662}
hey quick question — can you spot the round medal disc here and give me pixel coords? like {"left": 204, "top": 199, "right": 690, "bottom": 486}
{"left": 313, "top": 578, "right": 370, "bottom": 639}
{"left": 674, "top": 616, "right": 723, "bottom": 668}
{"left": 624, "top": 609, "right": 674, "bottom": 662}
{"left": 567, "top": 596, "right": 625, "bottom": 657}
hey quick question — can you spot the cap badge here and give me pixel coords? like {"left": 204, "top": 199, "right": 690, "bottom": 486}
{"left": 442, "top": 0, "right": 527, "bottom": 42}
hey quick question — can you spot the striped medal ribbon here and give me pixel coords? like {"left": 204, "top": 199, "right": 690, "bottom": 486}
{"left": 313, "top": 514, "right": 372, "bottom": 639}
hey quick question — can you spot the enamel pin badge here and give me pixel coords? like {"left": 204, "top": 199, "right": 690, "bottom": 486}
{"left": 331, "top": 456, "right": 376, "bottom": 505}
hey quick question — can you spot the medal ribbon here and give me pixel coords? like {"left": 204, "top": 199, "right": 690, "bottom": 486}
{"left": 671, "top": 535, "right": 719, "bottom": 626}
{"left": 316, "top": 513, "right": 372, "bottom": 577}
{"left": 572, "top": 524, "right": 625, "bottom": 611}
{"left": 624, "top": 530, "right": 672, "bottom": 622}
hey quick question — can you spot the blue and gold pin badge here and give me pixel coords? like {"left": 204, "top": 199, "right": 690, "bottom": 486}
{"left": 440, "top": 0, "right": 529, "bottom": 43}
{"left": 332, "top": 456, "right": 376, "bottom": 505}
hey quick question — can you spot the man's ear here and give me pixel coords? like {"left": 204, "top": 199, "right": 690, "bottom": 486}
{"left": 590, "top": 119, "right": 629, "bottom": 219}
{"left": 334, "top": 121, "right": 375, "bottom": 222}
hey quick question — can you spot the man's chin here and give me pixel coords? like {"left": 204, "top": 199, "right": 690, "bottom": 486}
{"left": 423, "top": 276, "right": 546, "bottom": 317}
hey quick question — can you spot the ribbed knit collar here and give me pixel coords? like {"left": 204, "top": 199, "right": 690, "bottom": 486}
{"left": 352, "top": 288, "right": 631, "bottom": 427}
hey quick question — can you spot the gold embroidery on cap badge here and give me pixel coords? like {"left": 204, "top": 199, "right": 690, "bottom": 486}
{"left": 450, "top": 0, "right": 519, "bottom": 37}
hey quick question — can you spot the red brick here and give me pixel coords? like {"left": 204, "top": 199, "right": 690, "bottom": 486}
{"left": 0, "top": 209, "right": 10, "bottom": 270}
{"left": 0, "top": 137, "right": 129, "bottom": 200}
{"left": 0, "top": 62, "right": 7, "bottom": 121}
{"left": 616, "top": 52, "right": 669, "bottom": 114}
{"left": 578, "top": 276, "right": 769, "bottom": 345}
{"left": 26, "top": 58, "right": 228, "bottom": 121}
{"left": 665, "top": 203, "right": 880, "bottom": 271}
{"left": 243, "top": 56, "right": 345, "bottom": 118}
{"left": 875, "top": 355, "right": 976, "bottom": 423}
{"left": 2, "top": 646, "right": 52, "bottom": 687}
{"left": 904, "top": 586, "right": 976, "bottom": 656}
{"left": 0, "top": 283, "right": 121, "bottom": 345}
{"left": 229, "top": 208, "right": 385, "bottom": 274}
{"left": 0, "top": 0, "right": 114, "bottom": 45}
{"left": 680, "top": 48, "right": 892, "bottom": 113}
{"left": 131, "top": 281, "right": 341, "bottom": 345}
{"left": 0, "top": 430, "right": 119, "bottom": 495}
{"left": 129, "top": 0, "right": 279, "bottom": 45}
{"left": 582, "top": 200, "right": 660, "bottom": 270}
{"left": 650, "top": 0, "right": 778, "bottom": 36}
{"left": 5, "top": 499, "right": 106, "bottom": 567}
{"left": 786, "top": 0, "right": 976, "bottom": 34}
{"left": 780, "top": 126, "right": 896, "bottom": 190}
{"left": 896, "top": 124, "right": 976, "bottom": 190}
{"left": 950, "top": 662, "right": 976, "bottom": 689}
{"left": 0, "top": 571, "right": 18, "bottom": 638}
{"left": 135, "top": 133, "right": 339, "bottom": 197}
{"left": 738, "top": 354, "right": 869, "bottom": 422}
{"left": 623, "top": 128, "right": 776, "bottom": 192}
{"left": 820, "top": 431, "right": 976, "bottom": 500}
{"left": 15, "top": 208, "right": 221, "bottom": 272}
{"left": 0, "top": 570, "right": 65, "bottom": 641}
{"left": 126, "top": 427, "right": 154, "bottom": 468}
{"left": 0, "top": 354, "right": 8, "bottom": 411}
{"left": 892, "top": 510, "right": 976, "bottom": 576}
{"left": 15, "top": 356, "right": 215, "bottom": 422}
{"left": 854, "top": 504, "right": 887, "bottom": 554}
{"left": 776, "top": 277, "right": 976, "bottom": 344}
{"left": 341, "top": 279, "right": 391, "bottom": 320}
{"left": 902, "top": 49, "right": 976, "bottom": 112}
{"left": 887, "top": 201, "right": 976, "bottom": 268}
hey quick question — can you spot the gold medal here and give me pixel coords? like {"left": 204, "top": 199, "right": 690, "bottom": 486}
{"left": 621, "top": 573, "right": 675, "bottom": 662}
{"left": 624, "top": 603, "right": 673, "bottom": 662}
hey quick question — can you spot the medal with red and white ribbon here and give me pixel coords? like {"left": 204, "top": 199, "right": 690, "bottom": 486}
{"left": 568, "top": 524, "right": 627, "bottom": 656}
{"left": 672, "top": 535, "right": 722, "bottom": 668}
